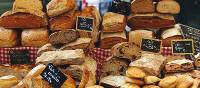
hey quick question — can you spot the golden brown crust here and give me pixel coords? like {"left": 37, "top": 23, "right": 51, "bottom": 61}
{"left": 0, "top": 13, "right": 47, "bottom": 29}
{"left": 0, "top": 27, "right": 18, "bottom": 47}
{"left": 131, "top": 0, "right": 155, "bottom": 13}
{"left": 156, "top": 0, "right": 180, "bottom": 14}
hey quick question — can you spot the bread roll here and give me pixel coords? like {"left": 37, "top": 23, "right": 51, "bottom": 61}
{"left": 99, "top": 76, "right": 126, "bottom": 88}
{"left": 0, "top": 75, "right": 19, "bottom": 88}
{"left": 131, "top": 0, "right": 155, "bottom": 13}
{"left": 102, "top": 12, "right": 126, "bottom": 33}
{"left": 158, "top": 76, "right": 177, "bottom": 88}
{"left": 129, "top": 30, "right": 154, "bottom": 46}
{"left": 161, "top": 24, "right": 182, "bottom": 47}
{"left": 22, "top": 28, "right": 49, "bottom": 47}
{"left": 195, "top": 55, "right": 200, "bottom": 68}
{"left": 100, "top": 31, "right": 127, "bottom": 49}
{"left": 191, "top": 78, "right": 200, "bottom": 88}
{"left": 47, "top": 0, "right": 76, "bottom": 17}
{"left": 176, "top": 75, "right": 194, "bottom": 88}
{"left": 143, "top": 85, "right": 160, "bottom": 88}
{"left": 127, "top": 13, "right": 175, "bottom": 29}
{"left": 165, "top": 59, "right": 194, "bottom": 73}
{"left": 129, "top": 52, "right": 166, "bottom": 76}
{"left": 125, "top": 78, "right": 144, "bottom": 86}
{"left": 121, "top": 83, "right": 140, "bottom": 88}
{"left": 86, "top": 85, "right": 104, "bottom": 88}
{"left": 0, "top": 27, "right": 18, "bottom": 47}
{"left": 156, "top": 0, "right": 180, "bottom": 14}
{"left": 49, "top": 29, "right": 79, "bottom": 45}
{"left": 126, "top": 67, "right": 146, "bottom": 79}
{"left": 144, "top": 76, "right": 161, "bottom": 85}
{"left": 37, "top": 43, "right": 58, "bottom": 56}
{"left": 36, "top": 49, "right": 85, "bottom": 65}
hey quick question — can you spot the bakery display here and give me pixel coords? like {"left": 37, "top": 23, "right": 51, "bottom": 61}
{"left": 0, "top": 27, "right": 18, "bottom": 47}
{"left": 129, "top": 30, "right": 154, "bottom": 46}
{"left": 100, "top": 31, "right": 127, "bottom": 49}
{"left": 21, "top": 28, "right": 49, "bottom": 47}
{"left": 131, "top": 0, "right": 155, "bottom": 13}
{"left": 156, "top": 0, "right": 180, "bottom": 14}
{"left": 102, "top": 12, "right": 126, "bottom": 33}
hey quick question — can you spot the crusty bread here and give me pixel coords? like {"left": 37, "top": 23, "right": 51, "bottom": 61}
{"left": 161, "top": 24, "right": 182, "bottom": 47}
{"left": 131, "top": 0, "right": 155, "bottom": 13}
{"left": 12, "top": 0, "right": 44, "bottom": 17}
{"left": 49, "top": 10, "right": 78, "bottom": 31}
{"left": 129, "top": 52, "right": 166, "bottom": 76}
{"left": 129, "top": 30, "right": 154, "bottom": 46}
{"left": 158, "top": 76, "right": 177, "bottom": 88}
{"left": 47, "top": 0, "right": 76, "bottom": 17}
{"left": 21, "top": 28, "right": 49, "bottom": 47}
{"left": 111, "top": 42, "right": 141, "bottom": 60}
{"left": 100, "top": 31, "right": 127, "bottom": 49}
{"left": 100, "top": 76, "right": 126, "bottom": 88}
{"left": 37, "top": 43, "right": 58, "bottom": 57}
{"left": 36, "top": 49, "right": 85, "bottom": 65}
{"left": 165, "top": 59, "right": 194, "bottom": 73}
{"left": 0, "top": 75, "right": 19, "bottom": 88}
{"left": 101, "top": 57, "right": 129, "bottom": 79}
{"left": 102, "top": 12, "right": 126, "bottom": 33}
{"left": 176, "top": 75, "right": 194, "bottom": 88}
{"left": 49, "top": 29, "right": 79, "bottom": 45}
{"left": 127, "top": 13, "right": 175, "bottom": 29}
{"left": 156, "top": 0, "right": 180, "bottom": 14}
{"left": 125, "top": 78, "right": 144, "bottom": 86}
{"left": 0, "top": 27, "right": 18, "bottom": 47}
{"left": 0, "top": 12, "right": 47, "bottom": 29}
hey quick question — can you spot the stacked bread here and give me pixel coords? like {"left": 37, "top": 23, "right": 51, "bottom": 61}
{"left": 128, "top": 0, "right": 182, "bottom": 47}
{"left": 100, "top": 12, "right": 127, "bottom": 49}
{"left": 0, "top": 0, "right": 49, "bottom": 47}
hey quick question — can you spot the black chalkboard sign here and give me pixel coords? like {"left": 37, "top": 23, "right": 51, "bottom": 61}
{"left": 172, "top": 40, "right": 194, "bottom": 54}
{"left": 10, "top": 50, "right": 30, "bottom": 65}
{"left": 110, "top": 0, "right": 131, "bottom": 15}
{"left": 141, "top": 39, "right": 161, "bottom": 53}
{"left": 180, "top": 24, "right": 200, "bottom": 55}
{"left": 76, "top": 16, "right": 94, "bottom": 31}
{"left": 41, "top": 63, "right": 67, "bottom": 88}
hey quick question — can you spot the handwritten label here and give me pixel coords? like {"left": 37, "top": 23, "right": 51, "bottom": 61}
{"left": 76, "top": 16, "right": 94, "bottom": 31}
{"left": 10, "top": 50, "right": 30, "bottom": 65}
{"left": 180, "top": 24, "right": 200, "bottom": 55}
{"left": 172, "top": 39, "right": 194, "bottom": 54}
{"left": 110, "top": 0, "right": 131, "bottom": 15}
{"left": 41, "top": 63, "right": 67, "bottom": 88}
{"left": 141, "top": 39, "right": 161, "bottom": 53}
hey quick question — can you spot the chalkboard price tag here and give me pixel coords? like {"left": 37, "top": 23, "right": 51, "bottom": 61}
{"left": 141, "top": 39, "right": 162, "bottom": 53}
{"left": 10, "top": 50, "right": 30, "bottom": 65}
{"left": 110, "top": 0, "right": 131, "bottom": 15}
{"left": 76, "top": 16, "right": 94, "bottom": 31}
{"left": 41, "top": 63, "right": 67, "bottom": 88}
{"left": 172, "top": 39, "right": 194, "bottom": 54}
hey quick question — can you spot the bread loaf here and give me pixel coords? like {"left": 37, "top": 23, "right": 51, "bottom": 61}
{"left": 0, "top": 75, "right": 19, "bottom": 88}
{"left": 156, "top": 0, "right": 180, "bottom": 14}
{"left": 99, "top": 76, "right": 126, "bottom": 88}
{"left": 100, "top": 31, "right": 127, "bottom": 49}
{"left": 111, "top": 42, "right": 141, "bottom": 60}
{"left": 0, "top": 27, "right": 18, "bottom": 47}
{"left": 37, "top": 43, "right": 58, "bottom": 56}
{"left": 165, "top": 59, "right": 194, "bottom": 73}
{"left": 129, "top": 52, "right": 166, "bottom": 76}
{"left": 129, "top": 30, "right": 154, "bottom": 46}
{"left": 131, "top": 0, "right": 155, "bottom": 13}
{"left": 21, "top": 28, "right": 49, "bottom": 47}
{"left": 127, "top": 13, "right": 175, "bottom": 29}
{"left": 0, "top": 12, "right": 47, "bottom": 29}
{"left": 47, "top": 0, "right": 76, "bottom": 17}
{"left": 49, "top": 29, "right": 79, "bottom": 45}
{"left": 36, "top": 49, "right": 85, "bottom": 65}
{"left": 158, "top": 76, "right": 177, "bottom": 88}
{"left": 100, "top": 57, "right": 129, "bottom": 79}
{"left": 102, "top": 12, "right": 126, "bottom": 33}
{"left": 161, "top": 24, "right": 182, "bottom": 47}
{"left": 49, "top": 10, "right": 78, "bottom": 31}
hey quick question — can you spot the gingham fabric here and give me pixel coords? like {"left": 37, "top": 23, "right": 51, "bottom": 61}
{"left": 0, "top": 47, "right": 38, "bottom": 64}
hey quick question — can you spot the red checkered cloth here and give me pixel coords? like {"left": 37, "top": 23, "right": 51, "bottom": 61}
{"left": 0, "top": 47, "right": 38, "bottom": 64}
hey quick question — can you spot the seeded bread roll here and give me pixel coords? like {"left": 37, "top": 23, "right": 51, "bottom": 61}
{"left": 165, "top": 59, "right": 194, "bottom": 73}
{"left": 156, "top": 0, "right": 180, "bottom": 14}
{"left": 131, "top": 0, "right": 155, "bottom": 13}
{"left": 102, "top": 12, "right": 126, "bottom": 33}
